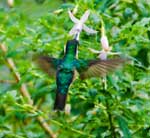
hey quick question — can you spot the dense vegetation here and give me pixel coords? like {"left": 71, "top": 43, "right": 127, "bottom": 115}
{"left": 0, "top": 0, "right": 150, "bottom": 138}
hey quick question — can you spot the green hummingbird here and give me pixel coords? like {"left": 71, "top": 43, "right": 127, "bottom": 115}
{"left": 37, "top": 10, "right": 125, "bottom": 110}
{"left": 38, "top": 39, "right": 125, "bottom": 110}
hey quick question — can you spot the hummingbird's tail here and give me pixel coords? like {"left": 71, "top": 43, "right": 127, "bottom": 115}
{"left": 54, "top": 91, "right": 67, "bottom": 110}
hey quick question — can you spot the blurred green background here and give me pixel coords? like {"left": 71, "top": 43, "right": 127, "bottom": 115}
{"left": 0, "top": 0, "right": 150, "bottom": 138}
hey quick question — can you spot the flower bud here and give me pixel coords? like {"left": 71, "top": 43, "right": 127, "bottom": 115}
{"left": 100, "top": 35, "right": 109, "bottom": 51}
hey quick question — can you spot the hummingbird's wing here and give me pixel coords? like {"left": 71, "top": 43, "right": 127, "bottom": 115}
{"left": 37, "top": 56, "right": 60, "bottom": 77}
{"left": 76, "top": 58, "right": 126, "bottom": 79}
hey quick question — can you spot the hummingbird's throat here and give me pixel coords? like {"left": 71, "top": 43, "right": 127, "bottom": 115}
{"left": 64, "top": 40, "right": 78, "bottom": 60}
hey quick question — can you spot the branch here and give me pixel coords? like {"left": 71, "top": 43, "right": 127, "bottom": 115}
{"left": 105, "top": 100, "right": 116, "bottom": 138}
{"left": 0, "top": 44, "right": 56, "bottom": 138}
{"left": 0, "top": 80, "right": 16, "bottom": 83}
{"left": 0, "top": 44, "right": 33, "bottom": 105}
{"left": 50, "top": 119, "right": 95, "bottom": 137}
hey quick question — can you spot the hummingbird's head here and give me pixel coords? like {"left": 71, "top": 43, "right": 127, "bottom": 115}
{"left": 65, "top": 39, "right": 79, "bottom": 56}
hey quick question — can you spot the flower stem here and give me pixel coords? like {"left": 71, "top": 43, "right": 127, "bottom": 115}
{"left": 100, "top": 17, "right": 105, "bottom": 37}
{"left": 102, "top": 77, "right": 116, "bottom": 138}
{"left": 0, "top": 43, "right": 56, "bottom": 138}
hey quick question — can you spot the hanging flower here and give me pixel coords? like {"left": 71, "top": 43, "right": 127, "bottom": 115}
{"left": 100, "top": 35, "right": 110, "bottom": 51}
{"left": 99, "top": 35, "right": 112, "bottom": 60}
{"left": 68, "top": 10, "right": 97, "bottom": 40}
{"left": 89, "top": 19, "right": 120, "bottom": 60}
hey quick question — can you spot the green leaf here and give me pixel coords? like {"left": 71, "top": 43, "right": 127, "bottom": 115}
{"left": 117, "top": 116, "right": 131, "bottom": 138}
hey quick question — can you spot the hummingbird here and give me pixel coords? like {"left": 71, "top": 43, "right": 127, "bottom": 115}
{"left": 37, "top": 10, "right": 125, "bottom": 110}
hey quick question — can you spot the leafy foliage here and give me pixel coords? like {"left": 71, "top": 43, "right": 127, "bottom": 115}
{"left": 0, "top": 0, "right": 150, "bottom": 138}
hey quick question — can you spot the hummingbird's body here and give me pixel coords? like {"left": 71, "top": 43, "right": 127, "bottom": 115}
{"left": 54, "top": 40, "right": 78, "bottom": 110}
{"left": 38, "top": 39, "right": 79, "bottom": 110}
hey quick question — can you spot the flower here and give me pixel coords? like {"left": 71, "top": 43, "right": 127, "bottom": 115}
{"left": 100, "top": 35, "right": 110, "bottom": 51}
{"left": 89, "top": 23, "right": 120, "bottom": 60}
{"left": 99, "top": 35, "right": 112, "bottom": 60}
{"left": 99, "top": 50, "right": 108, "bottom": 60}
{"left": 68, "top": 10, "right": 97, "bottom": 40}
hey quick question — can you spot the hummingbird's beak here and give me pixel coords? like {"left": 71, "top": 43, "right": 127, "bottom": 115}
{"left": 74, "top": 32, "right": 80, "bottom": 40}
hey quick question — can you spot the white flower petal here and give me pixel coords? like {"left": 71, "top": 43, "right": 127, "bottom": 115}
{"left": 99, "top": 51, "right": 108, "bottom": 60}
{"left": 80, "top": 10, "right": 90, "bottom": 23}
{"left": 109, "top": 52, "right": 121, "bottom": 55}
{"left": 101, "top": 35, "right": 109, "bottom": 50}
{"left": 83, "top": 25, "right": 97, "bottom": 34}
{"left": 88, "top": 48, "right": 100, "bottom": 53}
{"left": 69, "top": 24, "right": 77, "bottom": 35}
{"left": 68, "top": 10, "right": 79, "bottom": 23}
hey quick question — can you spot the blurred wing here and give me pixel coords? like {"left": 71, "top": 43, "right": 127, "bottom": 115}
{"left": 37, "top": 56, "right": 60, "bottom": 77}
{"left": 76, "top": 58, "right": 126, "bottom": 79}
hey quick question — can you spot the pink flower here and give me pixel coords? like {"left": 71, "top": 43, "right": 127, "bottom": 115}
{"left": 68, "top": 10, "right": 97, "bottom": 40}
{"left": 89, "top": 35, "right": 120, "bottom": 60}
{"left": 100, "top": 35, "right": 109, "bottom": 51}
